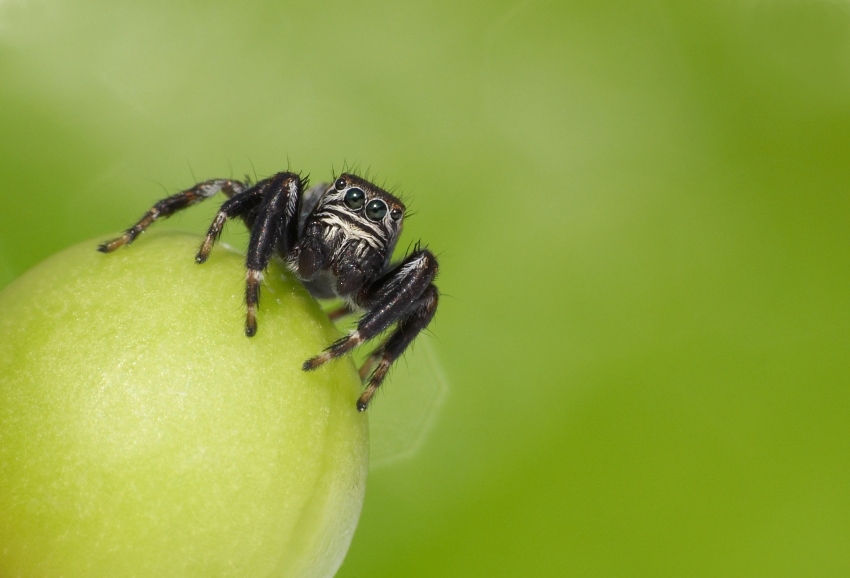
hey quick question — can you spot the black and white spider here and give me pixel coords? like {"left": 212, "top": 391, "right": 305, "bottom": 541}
{"left": 98, "top": 171, "right": 439, "bottom": 411}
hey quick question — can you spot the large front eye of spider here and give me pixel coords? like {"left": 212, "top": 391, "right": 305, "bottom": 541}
{"left": 344, "top": 187, "right": 365, "bottom": 210}
{"left": 365, "top": 199, "right": 388, "bottom": 221}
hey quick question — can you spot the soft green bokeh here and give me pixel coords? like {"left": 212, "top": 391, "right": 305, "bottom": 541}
{"left": 0, "top": 233, "right": 368, "bottom": 577}
{"left": 2, "top": 0, "right": 850, "bottom": 576}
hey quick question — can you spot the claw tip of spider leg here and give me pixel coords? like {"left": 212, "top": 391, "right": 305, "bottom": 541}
{"left": 356, "top": 390, "right": 375, "bottom": 412}
{"left": 244, "top": 305, "right": 258, "bottom": 337}
{"left": 97, "top": 239, "right": 122, "bottom": 253}
{"left": 195, "top": 254, "right": 208, "bottom": 264}
{"left": 303, "top": 351, "right": 333, "bottom": 371}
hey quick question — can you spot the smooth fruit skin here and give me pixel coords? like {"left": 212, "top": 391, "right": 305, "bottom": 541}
{"left": 0, "top": 232, "right": 368, "bottom": 578}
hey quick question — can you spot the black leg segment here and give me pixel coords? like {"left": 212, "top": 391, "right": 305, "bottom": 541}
{"left": 243, "top": 172, "right": 305, "bottom": 337}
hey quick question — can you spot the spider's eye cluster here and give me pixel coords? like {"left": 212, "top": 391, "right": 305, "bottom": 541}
{"left": 365, "top": 199, "right": 387, "bottom": 221}
{"left": 337, "top": 179, "right": 399, "bottom": 223}
{"left": 344, "top": 188, "right": 365, "bottom": 210}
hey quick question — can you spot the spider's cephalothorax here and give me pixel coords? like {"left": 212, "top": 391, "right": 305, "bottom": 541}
{"left": 98, "top": 171, "right": 438, "bottom": 411}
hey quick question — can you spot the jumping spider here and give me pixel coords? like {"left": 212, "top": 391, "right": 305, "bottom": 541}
{"left": 98, "top": 171, "right": 439, "bottom": 411}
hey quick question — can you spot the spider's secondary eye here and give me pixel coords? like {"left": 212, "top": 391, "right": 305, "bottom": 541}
{"left": 365, "top": 199, "right": 387, "bottom": 221}
{"left": 344, "top": 188, "right": 365, "bottom": 209}
{"left": 390, "top": 208, "right": 402, "bottom": 221}
{"left": 334, "top": 178, "right": 347, "bottom": 190}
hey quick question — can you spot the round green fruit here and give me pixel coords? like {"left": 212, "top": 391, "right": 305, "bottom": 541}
{"left": 0, "top": 232, "right": 369, "bottom": 577}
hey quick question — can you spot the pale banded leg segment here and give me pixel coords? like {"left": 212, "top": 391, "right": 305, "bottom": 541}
{"left": 98, "top": 179, "right": 246, "bottom": 253}
{"left": 327, "top": 303, "right": 357, "bottom": 322}
{"left": 195, "top": 185, "right": 267, "bottom": 264}
{"left": 245, "top": 269, "right": 262, "bottom": 337}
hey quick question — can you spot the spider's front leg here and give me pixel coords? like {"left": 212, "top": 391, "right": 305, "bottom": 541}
{"left": 97, "top": 179, "right": 247, "bottom": 253}
{"left": 303, "top": 249, "right": 439, "bottom": 411}
{"left": 241, "top": 172, "right": 305, "bottom": 337}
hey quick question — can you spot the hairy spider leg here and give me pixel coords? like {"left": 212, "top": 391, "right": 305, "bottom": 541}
{"left": 327, "top": 303, "right": 358, "bottom": 322}
{"left": 355, "top": 281, "right": 438, "bottom": 381}
{"left": 195, "top": 185, "right": 268, "bottom": 264}
{"left": 357, "top": 284, "right": 438, "bottom": 411}
{"left": 97, "top": 179, "right": 247, "bottom": 253}
{"left": 243, "top": 172, "right": 305, "bottom": 337}
{"left": 303, "top": 249, "right": 438, "bottom": 409}
{"left": 302, "top": 250, "right": 438, "bottom": 369}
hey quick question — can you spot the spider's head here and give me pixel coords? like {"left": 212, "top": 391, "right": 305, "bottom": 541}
{"left": 314, "top": 173, "right": 405, "bottom": 261}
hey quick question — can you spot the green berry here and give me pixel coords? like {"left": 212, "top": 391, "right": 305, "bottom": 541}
{"left": 0, "top": 232, "right": 368, "bottom": 577}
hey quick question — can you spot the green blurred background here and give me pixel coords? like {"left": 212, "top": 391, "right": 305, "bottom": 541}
{"left": 2, "top": 0, "right": 850, "bottom": 576}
